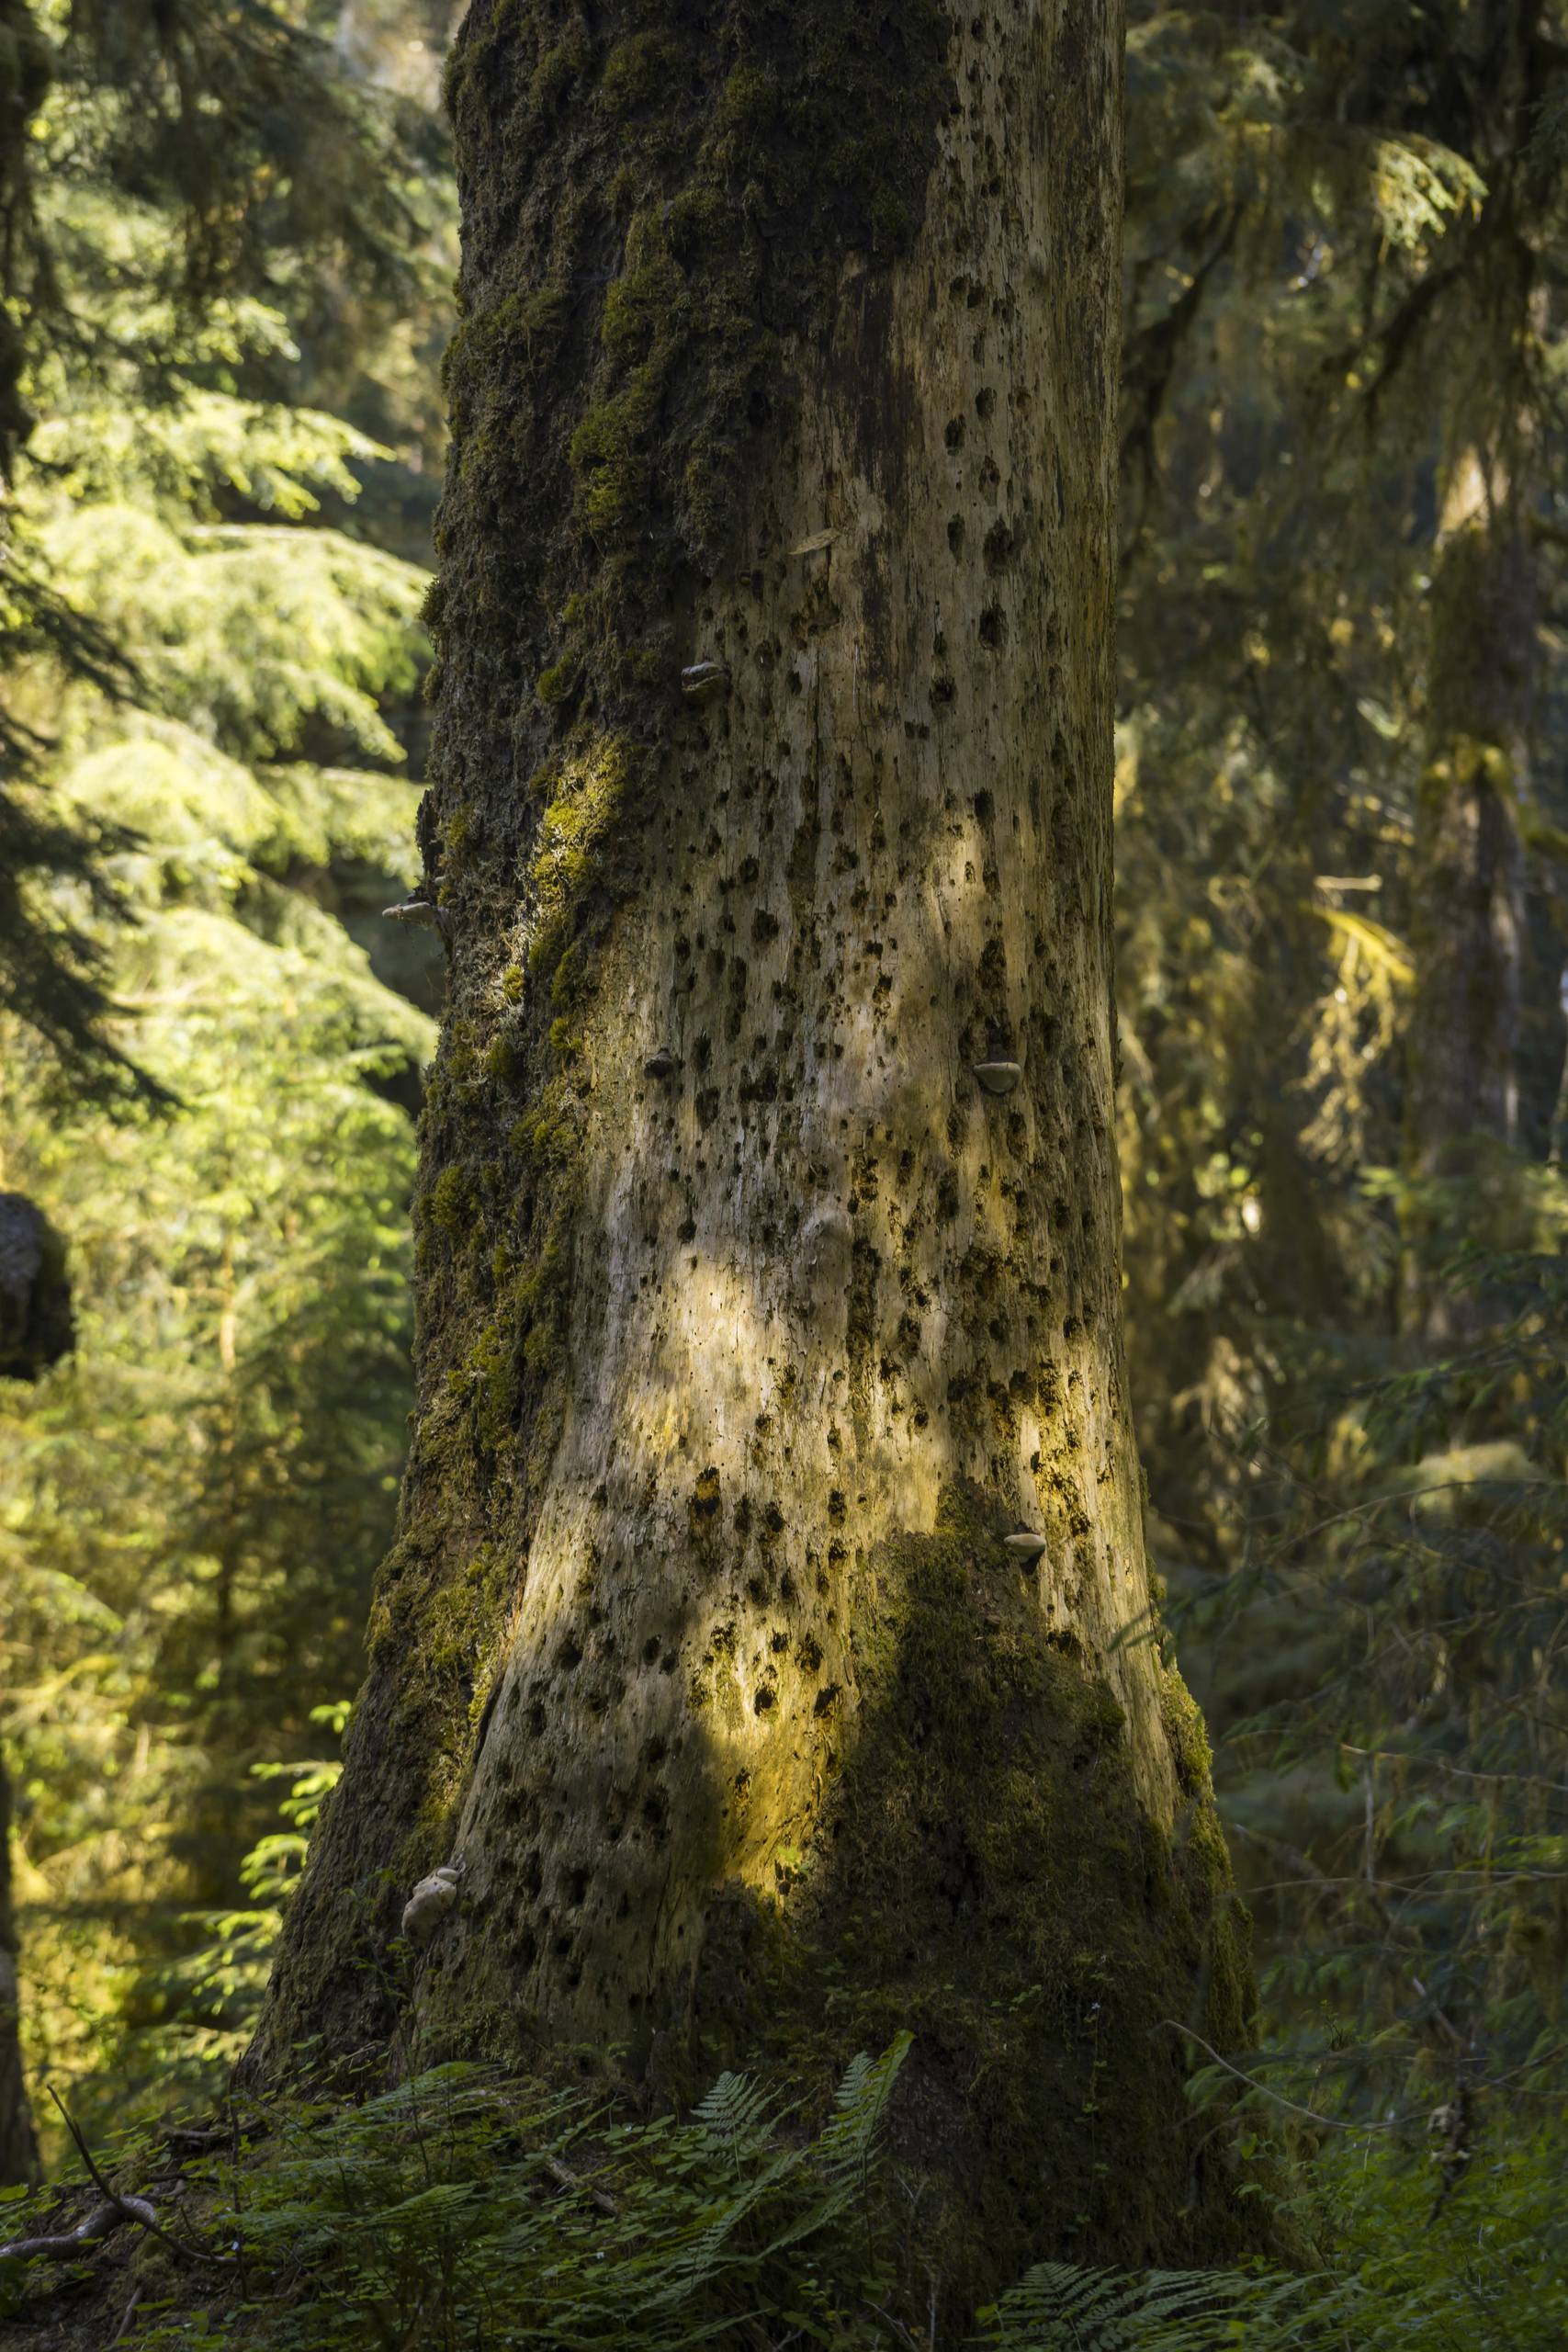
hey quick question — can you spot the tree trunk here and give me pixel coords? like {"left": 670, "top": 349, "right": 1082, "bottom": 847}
{"left": 0, "top": 1192, "right": 73, "bottom": 1381}
{"left": 1403, "top": 453, "right": 1534, "bottom": 1343}
{"left": 252, "top": 0, "right": 1259, "bottom": 2283}
{"left": 0, "top": 1751, "right": 39, "bottom": 2188}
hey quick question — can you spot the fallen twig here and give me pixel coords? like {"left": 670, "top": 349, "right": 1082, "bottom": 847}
{"left": 0, "top": 2194, "right": 159, "bottom": 2265}
{"left": 541, "top": 2154, "right": 619, "bottom": 2217}
{"left": 108, "top": 2285, "right": 143, "bottom": 2345}
{"left": 48, "top": 2088, "right": 205, "bottom": 2267}
{"left": 1153, "top": 2020, "right": 1405, "bottom": 2135}
{"left": 164, "top": 2122, "right": 233, "bottom": 2154}
{"left": 0, "top": 2088, "right": 232, "bottom": 2267}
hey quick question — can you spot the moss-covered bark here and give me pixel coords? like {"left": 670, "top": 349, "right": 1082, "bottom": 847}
{"left": 251, "top": 0, "right": 1268, "bottom": 2282}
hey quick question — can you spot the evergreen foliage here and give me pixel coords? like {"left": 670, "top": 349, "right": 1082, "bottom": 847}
{"left": 1113, "top": 0, "right": 1568, "bottom": 2277}
{"left": 0, "top": 0, "right": 448, "bottom": 2158}
{"left": 0, "top": 0, "right": 450, "bottom": 1084}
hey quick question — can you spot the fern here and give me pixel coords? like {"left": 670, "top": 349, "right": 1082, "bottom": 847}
{"left": 7, "top": 2054, "right": 1559, "bottom": 2348}
{"left": 816, "top": 2030, "right": 913, "bottom": 2187}
{"left": 975, "top": 2261, "right": 1342, "bottom": 2351}
{"left": 692, "top": 2065, "right": 780, "bottom": 2168}
{"left": 101, "top": 2047, "right": 915, "bottom": 2347}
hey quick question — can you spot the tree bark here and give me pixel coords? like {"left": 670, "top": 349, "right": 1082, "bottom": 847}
{"left": 0, "top": 1751, "right": 39, "bottom": 2188}
{"left": 252, "top": 0, "right": 1260, "bottom": 2283}
{"left": 1403, "top": 453, "right": 1535, "bottom": 1343}
{"left": 0, "top": 1192, "right": 73, "bottom": 1381}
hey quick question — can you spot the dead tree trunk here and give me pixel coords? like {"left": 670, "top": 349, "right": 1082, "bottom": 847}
{"left": 253, "top": 0, "right": 1261, "bottom": 2284}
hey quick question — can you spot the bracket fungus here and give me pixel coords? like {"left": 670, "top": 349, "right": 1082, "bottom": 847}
{"left": 1002, "top": 1526, "right": 1048, "bottom": 1566}
{"left": 381, "top": 899, "right": 448, "bottom": 937}
{"left": 401, "top": 1859, "right": 465, "bottom": 1947}
{"left": 973, "top": 1059, "right": 1022, "bottom": 1097}
{"left": 681, "top": 661, "right": 730, "bottom": 706}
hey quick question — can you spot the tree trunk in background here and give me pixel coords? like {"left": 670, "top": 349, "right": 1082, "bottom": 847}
{"left": 1403, "top": 456, "right": 1534, "bottom": 1344}
{"left": 253, "top": 0, "right": 1260, "bottom": 2287}
{"left": 0, "top": 0, "right": 51, "bottom": 474}
{"left": 0, "top": 1752, "right": 39, "bottom": 2188}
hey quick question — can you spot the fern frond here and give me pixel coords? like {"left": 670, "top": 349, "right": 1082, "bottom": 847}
{"left": 815, "top": 2030, "right": 913, "bottom": 2183}
{"left": 975, "top": 2260, "right": 1335, "bottom": 2351}
{"left": 692, "top": 2068, "right": 777, "bottom": 2166}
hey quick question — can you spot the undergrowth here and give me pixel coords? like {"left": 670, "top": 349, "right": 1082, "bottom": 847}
{"left": 4, "top": 2037, "right": 1566, "bottom": 2347}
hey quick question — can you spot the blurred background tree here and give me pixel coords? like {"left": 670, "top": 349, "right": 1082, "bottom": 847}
{"left": 1116, "top": 4, "right": 1568, "bottom": 2296}
{"left": 0, "top": 0, "right": 455, "bottom": 2158}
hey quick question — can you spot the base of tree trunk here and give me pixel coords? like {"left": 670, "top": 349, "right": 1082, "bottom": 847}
{"left": 652, "top": 1491, "right": 1264, "bottom": 2289}
{"left": 251, "top": 1491, "right": 1270, "bottom": 2290}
